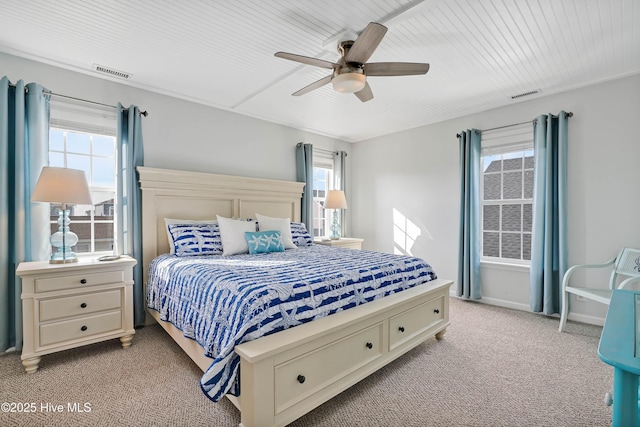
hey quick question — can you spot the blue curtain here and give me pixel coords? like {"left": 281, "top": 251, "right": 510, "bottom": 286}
{"left": 295, "top": 143, "right": 313, "bottom": 232}
{"left": 457, "top": 129, "right": 482, "bottom": 299}
{"left": 530, "top": 112, "right": 569, "bottom": 314}
{"left": 0, "top": 77, "right": 50, "bottom": 352}
{"left": 116, "top": 104, "right": 145, "bottom": 326}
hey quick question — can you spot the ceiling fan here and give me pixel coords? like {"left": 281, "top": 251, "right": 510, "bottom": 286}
{"left": 275, "top": 22, "right": 430, "bottom": 102}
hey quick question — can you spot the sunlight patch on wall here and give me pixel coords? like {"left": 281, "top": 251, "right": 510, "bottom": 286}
{"left": 393, "top": 208, "right": 421, "bottom": 256}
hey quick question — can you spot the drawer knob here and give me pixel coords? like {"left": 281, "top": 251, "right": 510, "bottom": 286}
{"left": 80, "top": 303, "right": 87, "bottom": 308}
{"left": 297, "top": 375, "right": 306, "bottom": 384}
{"left": 80, "top": 279, "right": 87, "bottom": 284}
{"left": 434, "top": 308, "right": 440, "bottom": 314}
{"left": 366, "top": 342, "right": 373, "bottom": 349}
{"left": 81, "top": 325, "right": 88, "bottom": 332}
{"left": 398, "top": 326, "right": 405, "bottom": 333}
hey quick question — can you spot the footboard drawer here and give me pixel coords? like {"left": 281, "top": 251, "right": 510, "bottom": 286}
{"left": 389, "top": 294, "right": 445, "bottom": 351}
{"left": 274, "top": 322, "right": 383, "bottom": 414}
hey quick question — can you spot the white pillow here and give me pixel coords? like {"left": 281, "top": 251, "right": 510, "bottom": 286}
{"left": 164, "top": 218, "right": 217, "bottom": 254}
{"left": 255, "top": 213, "right": 296, "bottom": 249}
{"left": 216, "top": 215, "right": 257, "bottom": 255}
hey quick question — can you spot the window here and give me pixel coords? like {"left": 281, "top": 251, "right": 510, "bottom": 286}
{"left": 480, "top": 124, "right": 534, "bottom": 264}
{"left": 48, "top": 99, "right": 117, "bottom": 256}
{"left": 312, "top": 151, "right": 336, "bottom": 238}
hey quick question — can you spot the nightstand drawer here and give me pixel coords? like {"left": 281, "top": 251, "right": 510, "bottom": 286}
{"left": 35, "top": 270, "right": 124, "bottom": 293}
{"left": 39, "top": 289, "right": 122, "bottom": 322}
{"left": 40, "top": 311, "right": 123, "bottom": 347}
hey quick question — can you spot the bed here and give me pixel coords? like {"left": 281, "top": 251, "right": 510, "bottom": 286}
{"left": 138, "top": 166, "right": 452, "bottom": 427}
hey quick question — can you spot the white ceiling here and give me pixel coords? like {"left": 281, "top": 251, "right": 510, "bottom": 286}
{"left": 1, "top": 0, "right": 638, "bottom": 142}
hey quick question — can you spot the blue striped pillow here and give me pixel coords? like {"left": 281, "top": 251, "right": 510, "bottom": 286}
{"left": 291, "top": 222, "right": 313, "bottom": 247}
{"left": 168, "top": 223, "right": 223, "bottom": 256}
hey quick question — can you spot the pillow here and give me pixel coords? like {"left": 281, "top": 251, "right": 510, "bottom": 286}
{"left": 217, "top": 215, "right": 258, "bottom": 255}
{"left": 255, "top": 213, "right": 296, "bottom": 249}
{"left": 167, "top": 223, "right": 223, "bottom": 256}
{"left": 244, "top": 230, "right": 285, "bottom": 254}
{"left": 164, "top": 218, "right": 217, "bottom": 254}
{"left": 290, "top": 222, "right": 314, "bottom": 247}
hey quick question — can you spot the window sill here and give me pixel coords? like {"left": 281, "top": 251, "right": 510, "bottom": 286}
{"left": 480, "top": 260, "right": 530, "bottom": 273}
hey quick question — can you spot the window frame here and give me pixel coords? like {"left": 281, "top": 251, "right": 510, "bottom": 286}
{"left": 312, "top": 151, "right": 336, "bottom": 239}
{"left": 48, "top": 99, "right": 118, "bottom": 257}
{"left": 480, "top": 123, "right": 534, "bottom": 266}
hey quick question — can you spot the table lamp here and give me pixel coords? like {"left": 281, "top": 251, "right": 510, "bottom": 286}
{"left": 324, "top": 190, "right": 347, "bottom": 240}
{"left": 31, "top": 167, "right": 92, "bottom": 263}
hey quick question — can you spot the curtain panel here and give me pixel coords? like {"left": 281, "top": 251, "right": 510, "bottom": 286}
{"left": 335, "top": 150, "right": 348, "bottom": 236}
{"left": 115, "top": 104, "right": 145, "bottom": 326}
{"left": 529, "top": 112, "right": 569, "bottom": 314}
{"left": 295, "top": 143, "right": 313, "bottom": 232}
{"left": 457, "top": 129, "right": 482, "bottom": 300}
{"left": 0, "top": 77, "right": 50, "bottom": 352}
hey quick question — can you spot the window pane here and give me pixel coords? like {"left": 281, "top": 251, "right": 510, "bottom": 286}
{"left": 524, "top": 154, "right": 534, "bottom": 169}
{"left": 95, "top": 222, "right": 115, "bottom": 252}
{"left": 523, "top": 203, "right": 532, "bottom": 232}
{"left": 93, "top": 157, "right": 115, "bottom": 187}
{"left": 484, "top": 155, "right": 501, "bottom": 172}
{"left": 502, "top": 205, "right": 521, "bottom": 231}
{"left": 67, "top": 154, "right": 91, "bottom": 180}
{"left": 501, "top": 233, "right": 521, "bottom": 259}
{"left": 70, "top": 222, "right": 91, "bottom": 253}
{"left": 523, "top": 234, "right": 532, "bottom": 260}
{"left": 49, "top": 152, "right": 65, "bottom": 167}
{"left": 503, "top": 171, "right": 522, "bottom": 199}
{"left": 524, "top": 170, "right": 534, "bottom": 198}
{"left": 484, "top": 174, "right": 501, "bottom": 200}
{"left": 93, "top": 135, "right": 114, "bottom": 157}
{"left": 483, "top": 232, "right": 499, "bottom": 257}
{"left": 67, "top": 132, "right": 91, "bottom": 154}
{"left": 93, "top": 191, "right": 115, "bottom": 219}
{"left": 50, "top": 129, "right": 64, "bottom": 151}
{"left": 503, "top": 157, "right": 522, "bottom": 171}
{"left": 483, "top": 205, "right": 499, "bottom": 231}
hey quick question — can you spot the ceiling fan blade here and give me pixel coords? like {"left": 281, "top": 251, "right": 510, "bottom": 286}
{"left": 275, "top": 52, "right": 338, "bottom": 70}
{"left": 364, "top": 62, "right": 430, "bottom": 76}
{"left": 345, "top": 22, "right": 388, "bottom": 64}
{"left": 354, "top": 82, "right": 374, "bottom": 102}
{"left": 292, "top": 75, "right": 333, "bottom": 96}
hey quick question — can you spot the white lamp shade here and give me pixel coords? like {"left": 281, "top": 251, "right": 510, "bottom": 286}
{"left": 31, "top": 167, "right": 92, "bottom": 205}
{"left": 325, "top": 190, "right": 348, "bottom": 209}
{"left": 332, "top": 73, "right": 366, "bottom": 93}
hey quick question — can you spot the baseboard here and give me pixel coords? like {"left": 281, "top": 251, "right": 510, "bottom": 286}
{"left": 449, "top": 291, "right": 605, "bottom": 327}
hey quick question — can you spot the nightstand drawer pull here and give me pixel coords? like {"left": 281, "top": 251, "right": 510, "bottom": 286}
{"left": 398, "top": 326, "right": 405, "bottom": 333}
{"left": 366, "top": 342, "right": 373, "bottom": 349}
{"left": 80, "top": 303, "right": 87, "bottom": 308}
{"left": 297, "top": 375, "right": 306, "bottom": 384}
{"left": 81, "top": 325, "right": 88, "bottom": 331}
{"left": 80, "top": 279, "right": 87, "bottom": 284}
{"left": 434, "top": 308, "right": 440, "bottom": 314}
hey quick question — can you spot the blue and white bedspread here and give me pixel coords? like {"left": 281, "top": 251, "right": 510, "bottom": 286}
{"left": 146, "top": 245, "right": 437, "bottom": 401}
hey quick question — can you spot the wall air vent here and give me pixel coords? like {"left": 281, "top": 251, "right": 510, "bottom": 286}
{"left": 510, "top": 89, "right": 540, "bottom": 100}
{"left": 92, "top": 63, "right": 132, "bottom": 79}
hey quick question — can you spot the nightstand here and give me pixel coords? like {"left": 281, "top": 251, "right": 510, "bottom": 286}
{"left": 17, "top": 256, "right": 136, "bottom": 374}
{"left": 314, "top": 237, "right": 364, "bottom": 250}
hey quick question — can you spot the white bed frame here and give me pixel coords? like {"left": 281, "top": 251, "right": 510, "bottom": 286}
{"left": 138, "top": 166, "right": 453, "bottom": 427}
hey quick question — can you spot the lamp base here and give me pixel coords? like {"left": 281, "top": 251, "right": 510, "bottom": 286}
{"left": 329, "top": 210, "right": 341, "bottom": 240}
{"left": 49, "top": 257, "right": 78, "bottom": 264}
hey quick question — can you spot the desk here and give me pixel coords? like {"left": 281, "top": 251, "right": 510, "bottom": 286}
{"left": 598, "top": 289, "right": 640, "bottom": 427}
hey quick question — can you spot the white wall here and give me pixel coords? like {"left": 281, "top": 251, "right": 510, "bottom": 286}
{"left": 1, "top": 52, "right": 352, "bottom": 182}
{"left": 352, "top": 74, "right": 640, "bottom": 325}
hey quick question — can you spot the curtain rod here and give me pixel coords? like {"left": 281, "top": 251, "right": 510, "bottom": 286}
{"left": 297, "top": 143, "right": 347, "bottom": 157}
{"left": 456, "top": 112, "right": 573, "bottom": 138}
{"left": 6, "top": 82, "right": 148, "bottom": 116}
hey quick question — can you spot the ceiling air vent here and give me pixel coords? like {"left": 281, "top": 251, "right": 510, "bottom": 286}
{"left": 92, "top": 63, "right": 132, "bottom": 80}
{"left": 510, "top": 89, "right": 540, "bottom": 100}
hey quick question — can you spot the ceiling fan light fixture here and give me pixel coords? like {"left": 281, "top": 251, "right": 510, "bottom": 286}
{"left": 332, "top": 73, "right": 366, "bottom": 93}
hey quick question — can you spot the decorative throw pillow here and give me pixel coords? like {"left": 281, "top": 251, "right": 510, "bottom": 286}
{"left": 255, "top": 213, "right": 296, "bottom": 249}
{"left": 167, "top": 223, "right": 223, "bottom": 256}
{"left": 290, "top": 222, "right": 314, "bottom": 247}
{"left": 244, "top": 230, "right": 285, "bottom": 254}
{"left": 164, "top": 218, "right": 218, "bottom": 254}
{"left": 217, "top": 215, "right": 258, "bottom": 255}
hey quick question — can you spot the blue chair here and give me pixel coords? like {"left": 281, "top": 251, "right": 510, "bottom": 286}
{"left": 559, "top": 247, "right": 640, "bottom": 333}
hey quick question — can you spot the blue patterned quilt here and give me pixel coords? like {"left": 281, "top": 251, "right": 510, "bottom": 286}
{"left": 146, "top": 245, "right": 437, "bottom": 401}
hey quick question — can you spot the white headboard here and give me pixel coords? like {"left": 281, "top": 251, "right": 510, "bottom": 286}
{"left": 137, "top": 167, "right": 305, "bottom": 282}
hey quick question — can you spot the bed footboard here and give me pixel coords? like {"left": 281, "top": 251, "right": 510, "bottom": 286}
{"left": 234, "top": 278, "right": 452, "bottom": 427}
